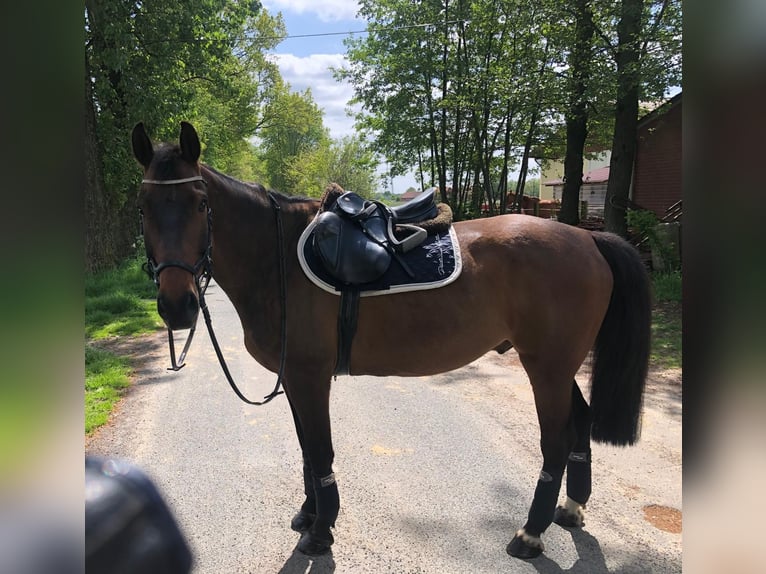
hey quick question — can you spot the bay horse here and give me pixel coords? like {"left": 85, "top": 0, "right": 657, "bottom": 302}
{"left": 131, "top": 122, "right": 651, "bottom": 560}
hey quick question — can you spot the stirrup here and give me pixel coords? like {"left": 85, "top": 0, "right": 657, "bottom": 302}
{"left": 391, "top": 224, "right": 427, "bottom": 253}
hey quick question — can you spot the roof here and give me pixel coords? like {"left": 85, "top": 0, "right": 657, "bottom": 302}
{"left": 543, "top": 165, "right": 610, "bottom": 187}
{"left": 399, "top": 190, "right": 422, "bottom": 201}
{"left": 637, "top": 91, "right": 682, "bottom": 129}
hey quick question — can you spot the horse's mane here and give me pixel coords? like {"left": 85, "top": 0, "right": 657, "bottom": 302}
{"left": 202, "top": 163, "right": 316, "bottom": 205}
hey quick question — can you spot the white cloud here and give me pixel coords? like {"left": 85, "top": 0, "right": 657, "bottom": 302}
{"left": 271, "top": 51, "right": 421, "bottom": 193}
{"left": 270, "top": 53, "right": 358, "bottom": 138}
{"left": 262, "top": 0, "right": 361, "bottom": 23}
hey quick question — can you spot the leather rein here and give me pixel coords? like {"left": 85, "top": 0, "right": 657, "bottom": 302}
{"left": 140, "top": 175, "right": 285, "bottom": 406}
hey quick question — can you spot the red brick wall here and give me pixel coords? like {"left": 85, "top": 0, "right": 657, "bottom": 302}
{"left": 632, "top": 100, "right": 682, "bottom": 217}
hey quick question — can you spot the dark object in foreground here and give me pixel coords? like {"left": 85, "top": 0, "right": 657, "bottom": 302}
{"left": 85, "top": 456, "right": 192, "bottom": 574}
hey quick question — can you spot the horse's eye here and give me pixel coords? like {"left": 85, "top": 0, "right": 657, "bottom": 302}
{"left": 199, "top": 199, "right": 208, "bottom": 212}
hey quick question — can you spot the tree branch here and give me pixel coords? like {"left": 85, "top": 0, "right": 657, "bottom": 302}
{"left": 641, "top": 0, "right": 671, "bottom": 57}
{"left": 592, "top": 21, "right": 618, "bottom": 59}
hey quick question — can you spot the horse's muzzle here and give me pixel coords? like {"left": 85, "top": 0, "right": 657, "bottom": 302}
{"left": 157, "top": 291, "right": 199, "bottom": 330}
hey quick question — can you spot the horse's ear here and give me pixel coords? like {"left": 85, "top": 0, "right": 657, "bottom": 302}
{"left": 179, "top": 122, "right": 201, "bottom": 164}
{"left": 131, "top": 123, "right": 154, "bottom": 168}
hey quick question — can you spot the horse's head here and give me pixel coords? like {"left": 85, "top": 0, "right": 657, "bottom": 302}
{"left": 132, "top": 122, "right": 210, "bottom": 330}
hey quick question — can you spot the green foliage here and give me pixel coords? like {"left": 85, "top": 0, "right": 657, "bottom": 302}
{"left": 523, "top": 178, "right": 540, "bottom": 198}
{"left": 627, "top": 207, "right": 659, "bottom": 235}
{"left": 84, "top": 254, "right": 164, "bottom": 433}
{"left": 627, "top": 209, "right": 680, "bottom": 271}
{"left": 651, "top": 301, "right": 681, "bottom": 369}
{"left": 341, "top": 0, "right": 680, "bottom": 218}
{"left": 85, "top": 256, "right": 162, "bottom": 339}
{"left": 653, "top": 270, "right": 682, "bottom": 302}
{"left": 650, "top": 270, "right": 682, "bottom": 369}
{"left": 86, "top": 0, "right": 285, "bottom": 268}
{"left": 85, "top": 345, "right": 132, "bottom": 433}
{"left": 256, "top": 84, "right": 329, "bottom": 193}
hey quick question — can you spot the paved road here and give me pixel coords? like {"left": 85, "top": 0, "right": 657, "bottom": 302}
{"left": 87, "top": 282, "right": 682, "bottom": 573}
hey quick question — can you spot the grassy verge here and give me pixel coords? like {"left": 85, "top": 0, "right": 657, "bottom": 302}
{"left": 650, "top": 271, "right": 682, "bottom": 370}
{"left": 85, "top": 346, "right": 132, "bottom": 433}
{"left": 85, "top": 257, "right": 162, "bottom": 434}
{"left": 86, "top": 257, "right": 162, "bottom": 340}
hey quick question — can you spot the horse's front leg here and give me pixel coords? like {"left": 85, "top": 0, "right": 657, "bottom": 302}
{"left": 287, "top": 401, "right": 317, "bottom": 534}
{"left": 285, "top": 375, "right": 338, "bottom": 555}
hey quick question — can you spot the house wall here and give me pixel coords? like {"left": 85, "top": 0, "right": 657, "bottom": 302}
{"left": 539, "top": 160, "right": 564, "bottom": 200}
{"left": 632, "top": 100, "right": 682, "bottom": 217}
{"left": 582, "top": 182, "right": 607, "bottom": 216}
{"left": 548, "top": 182, "right": 607, "bottom": 217}
{"left": 539, "top": 151, "right": 610, "bottom": 201}
{"left": 585, "top": 151, "right": 611, "bottom": 172}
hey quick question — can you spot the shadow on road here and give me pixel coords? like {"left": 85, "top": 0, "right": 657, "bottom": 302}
{"left": 278, "top": 548, "right": 336, "bottom": 574}
{"left": 525, "top": 528, "right": 609, "bottom": 573}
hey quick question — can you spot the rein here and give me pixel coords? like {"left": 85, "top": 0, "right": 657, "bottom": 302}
{"left": 140, "top": 175, "right": 285, "bottom": 406}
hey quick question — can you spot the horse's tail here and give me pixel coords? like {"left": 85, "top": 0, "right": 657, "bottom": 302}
{"left": 589, "top": 232, "right": 652, "bottom": 446}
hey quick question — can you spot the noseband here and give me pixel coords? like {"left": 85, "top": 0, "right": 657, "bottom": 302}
{"left": 138, "top": 175, "right": 285, "bottom": 406}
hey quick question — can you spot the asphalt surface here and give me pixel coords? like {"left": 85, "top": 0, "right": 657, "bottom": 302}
{"left": 87, "top": 281, "right": 682, "bottom": 573}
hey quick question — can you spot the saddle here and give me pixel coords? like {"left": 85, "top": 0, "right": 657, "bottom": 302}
{"left": 313, "top": 189, "right": 439, "bottom": 285}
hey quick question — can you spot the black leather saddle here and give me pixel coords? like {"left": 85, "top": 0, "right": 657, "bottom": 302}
{"left": 313, "top": 189, "right": 439, "bottom": 285}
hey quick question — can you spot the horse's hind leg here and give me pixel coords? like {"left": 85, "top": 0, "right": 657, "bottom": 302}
{"left": 507, "top": 366, "right": 576, "bottom": 559}
{"left": 554, "top": 382, "right": 592, "bottom": 528}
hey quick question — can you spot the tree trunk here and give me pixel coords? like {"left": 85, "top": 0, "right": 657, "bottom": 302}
{"left": 559, "top": 0, "right": 595, "bottom": 226}
{"left": 512, "top": 108, "right": 538, "bottom": 213}
{"left": 604, "top": 0, "right": 643, "bottom": 237}
{"left": 85, "top": 56, "right": 115, "bottom": 272}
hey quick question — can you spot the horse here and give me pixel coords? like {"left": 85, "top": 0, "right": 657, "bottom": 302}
{"left": 131, "top": 121, "right": 651, "bottom": 560}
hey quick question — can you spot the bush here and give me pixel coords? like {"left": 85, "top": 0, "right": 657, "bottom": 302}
{"left": 653, "top": 270, "right": 682, "bottom": 302}
{"left": 627, "top": 209, "right": 680, "bottom": 271}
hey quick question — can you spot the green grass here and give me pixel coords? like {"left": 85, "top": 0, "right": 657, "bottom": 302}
{"left": 650, "top": 271, "right": 682, "bottom": 369}
{"left": 85, "top": 257, "right": 162, "bottom": 340}
{"left": 85, "top": 256, "right": 162, "bottom": 434}
{"left": 85, "top": 346, "right": 132, "bottom": 433}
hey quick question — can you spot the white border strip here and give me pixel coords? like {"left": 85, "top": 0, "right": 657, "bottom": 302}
{"left": 297, "top": 216, "right": 463, "bottom": 297}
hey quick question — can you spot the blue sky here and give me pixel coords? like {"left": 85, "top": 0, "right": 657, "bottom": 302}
{"left": 261, "top": 0, "right": 420, "bottom": 193}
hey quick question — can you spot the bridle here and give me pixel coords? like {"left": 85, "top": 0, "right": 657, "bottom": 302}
{"left": 141, "top": 176, "right": 213, "bottom": 288}
{"left": 139, "top": 174, "right": 285, "bottom": 406}
{"left": 139, "top": 176, "right": 211, "bottom": 371}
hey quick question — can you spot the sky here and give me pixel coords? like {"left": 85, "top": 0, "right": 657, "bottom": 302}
{"left": 261, "top": 0, "right": 420, "bottom": 194}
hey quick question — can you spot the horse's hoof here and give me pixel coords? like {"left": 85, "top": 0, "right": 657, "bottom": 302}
{"left": 553, "top": 498, "right": 585, "bottom": 528}
{"left": 290, "top": 510, "right": 316, "bottom": 533}
{"left": 506, "top": 529, "right": 544, "bottom": 559}
{"left": 297, "top": 528, "right": 334, "bottom": 556}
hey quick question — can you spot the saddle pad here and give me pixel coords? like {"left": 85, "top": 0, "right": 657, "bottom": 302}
{"left": 297, "top": 216, "right": 463, "bottom": 297}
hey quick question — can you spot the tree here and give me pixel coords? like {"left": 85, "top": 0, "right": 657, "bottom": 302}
{"left": 284, "top": 135, "right": 378, "bottom": 198}
{"left": 559, "top": 0, "right": 596, "bottom": 225}
{"left": 257, "top": 83, "right": 328, "bottom": 193}
{"left": 342, "top": 0, "right": 562, "bottom": 219}
{"left": 85, "top": 0, "right": 283, "bottom": 270}
{"left": 599, "top": 0, "right": 681, "bottom": 236}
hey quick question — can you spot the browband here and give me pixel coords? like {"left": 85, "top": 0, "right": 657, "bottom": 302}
{"left": 141, "top": 176, "right": 207, "bottom": 185}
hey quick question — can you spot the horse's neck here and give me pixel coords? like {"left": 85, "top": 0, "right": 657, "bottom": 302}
{"left": 202, "top": 167, "right": 311, "bottom": 312}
